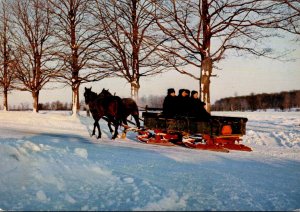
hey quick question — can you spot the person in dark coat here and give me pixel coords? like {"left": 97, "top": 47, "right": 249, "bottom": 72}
{"left": 162, "top": 88, "right": 177, "bottom": 117}
{"left": 176, "top": 88, "right": 189, "bottom": 116}
{"left": 190, "top": 90, "right": 211, "bottom": 120}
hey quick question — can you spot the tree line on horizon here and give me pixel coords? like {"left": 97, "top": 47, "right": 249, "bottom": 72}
{"left": 0, "top": 0, "right": 299, "bottom": 114}
{"left": 0, "top": 101, "right": 73, "bottom": 111}
{"left": 211, "top": 90, "right": 300, "bottom": 111}
{"left": 3, "top": 90, "right": 299, "bottom": 112}
{"left": 0, "top": 95, "right": 165, "bottom": 111}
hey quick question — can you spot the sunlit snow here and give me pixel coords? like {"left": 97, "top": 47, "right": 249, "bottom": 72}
{"left": 0, "top": 110, "right": 299, "bottom": 211}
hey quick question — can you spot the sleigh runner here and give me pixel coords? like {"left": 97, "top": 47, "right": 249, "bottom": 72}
{"left": 135, "top": 110, "right": 252, "bottom": 153}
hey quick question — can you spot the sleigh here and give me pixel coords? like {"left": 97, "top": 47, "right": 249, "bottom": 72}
{"left": 135, "top": 109, "right": 252, "bottom": 153}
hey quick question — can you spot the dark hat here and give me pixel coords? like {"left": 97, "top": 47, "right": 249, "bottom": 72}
{"left": 178, "top": 89, "right": 185, "bottom": 96}
{"left": 191, "top": 90, "right": 198, "bottom": 96}
{"left": 167, "top": 88, "right": 175, "bottom": 95}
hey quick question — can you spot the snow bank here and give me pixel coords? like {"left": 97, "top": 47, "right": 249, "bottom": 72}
{"left": 213, "top": 111, "right": 300, "bottom": 161}
{"left": 0, "top": 110, "right": 299, "bottom": 211}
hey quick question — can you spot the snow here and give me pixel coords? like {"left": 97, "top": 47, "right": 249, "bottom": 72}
{"left": 0, "top": 110, "right": 299, "bottom": 211}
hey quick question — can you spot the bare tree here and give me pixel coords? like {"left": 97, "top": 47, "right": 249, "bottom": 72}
{"left": 47, "top": 0, "right": 111, "bottom": 115}
{"left": 9, "top": 0, "right": 59, "bottom": 113}
{"left": 93, "top": 0, "right": 169, "bottom": 101}
{"left": 0, "top": 0, "right": 15, "bottom": 111}
{"left": 153, "top": 0, "right": 289, "bottom": 112}
{"left": 271, "top": 0, "right": 300, "bottom": 36}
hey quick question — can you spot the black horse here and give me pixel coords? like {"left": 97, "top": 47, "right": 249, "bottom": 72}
{"left": 99, "top": 89, "right": 140, "bottom": 130}
{"left": 84, "top": 87, "right": 123, "bottom": 139}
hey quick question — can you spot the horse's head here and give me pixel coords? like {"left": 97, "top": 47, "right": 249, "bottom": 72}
{"left": 84, "top": 87, "right": 92, "bottom": 104}
{"left": 84, "top": 87, "right": 97, "bottom": 104}
{"left": 99, "top": 88, "right": 113, "bottom": 98}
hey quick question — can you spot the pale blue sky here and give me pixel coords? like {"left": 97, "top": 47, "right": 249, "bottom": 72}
{"left": 2, "top": 38, "right": 300, "bottom": 107}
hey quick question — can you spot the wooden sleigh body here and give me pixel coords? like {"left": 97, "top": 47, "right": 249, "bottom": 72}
{"left": 135, "top": 111, "right": 252, "bottom": 153}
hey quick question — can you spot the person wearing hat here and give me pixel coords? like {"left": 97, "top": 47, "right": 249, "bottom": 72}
{"left": 190, "top": 90, "right": 210, "bottom": 120}
{"left": 176, "top": 88, "right": 190, "bottom": 116}
{"left": 162, "top": 88, "right": 177, "bottom": 117}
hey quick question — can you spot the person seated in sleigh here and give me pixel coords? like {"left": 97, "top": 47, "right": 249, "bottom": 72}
{"left": 175, "top": 88, "right": 190, "bottom": 116}
{"left": 189, "top": 90, "right": 211, "bottom": 120}
{"left": 162, "top": 88, "right": 177, "bottom": 118}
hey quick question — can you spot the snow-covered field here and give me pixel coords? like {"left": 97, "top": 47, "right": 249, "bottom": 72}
{"left": 0, "top": 110, "right": 299, "bottom": 211}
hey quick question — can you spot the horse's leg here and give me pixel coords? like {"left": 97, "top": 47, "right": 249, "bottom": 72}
{"left": 107, "top": 121, "right": 114, "bottom": 133}
{"left": 92, "top": 119, "right": 101, "bottom": 138}
{"left": 133, "top": 114, "right": 140, "bottom": 129}
{"left": 106, "top": 115, "right": 115, "bottom": 136}
{"left": 91, "top": 111, "right": 98, "bottom": 136}
{"left": 92, "top": 121, "right": 97, "bottom": 136}
{"left": 120, "top": 117, "right": 127, "bottom": 139}
{"left": 122, "top": 116, "right": 128, "bottom": 126}
{"left": 112, "top": 119, "right": 119, "bottom": 139}
{"left": 96, "top": 120, "right": 101, "bottom": 139}
{"left": 91, "top": 114, "right": 101, "bottom": 138}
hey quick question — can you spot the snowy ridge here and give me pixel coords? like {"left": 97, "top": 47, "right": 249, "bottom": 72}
{"left": 213, "top": 111, "right": 300, "bottom": 161}
{"left": 0, "top": 111, "right": 299, "bottom": 211}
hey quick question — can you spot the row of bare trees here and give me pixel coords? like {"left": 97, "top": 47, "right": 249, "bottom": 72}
{"left": 212, "top": 90, "right": 300, "bottom": 111}
{"left": 1, "top": 0, "right": 299, "bottom": 114}
{"left": 0, "top": 101, "right": 72, "bottom": 111}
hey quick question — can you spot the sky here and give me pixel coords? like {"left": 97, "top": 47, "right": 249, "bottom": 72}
{"left": 1, "top": 37, "right": 300, "bottom": 107}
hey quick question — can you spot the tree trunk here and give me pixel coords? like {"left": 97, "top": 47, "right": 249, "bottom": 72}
{"left": 3, "top": 88, "right": 8, "bottom": 111}
{"left": 130, "top": 80, "right": 140, "bottom": 103}
{"left": 72, "top": 84, "right": 80, "bottom": 116}
{"left": 32, "top": 90, "right": 40, "bottom": 113}
{"left": 131, "top": 0, "right": 140, "bottom": 104}
{"left": 201, "top": 0, "right": 212, "bottom": 113}
{"left": 201, "top": 57, "right": 212, "bottom": 113}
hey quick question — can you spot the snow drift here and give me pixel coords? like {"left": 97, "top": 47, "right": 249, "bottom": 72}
{"left": 0, "top": 111, "right": 299, "bottom": 211}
